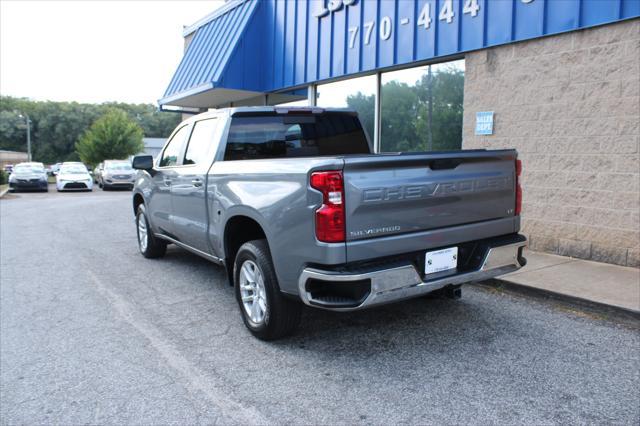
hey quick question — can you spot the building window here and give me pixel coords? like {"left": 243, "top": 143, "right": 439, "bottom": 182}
{"left": 316, "top": 75, "right": 376, "bottom": 146}
{"left": 269, "top": 88, "right": 309, "bottom": 107}
{"left": 380, "top": 60, "right": 465, "bottom": 152}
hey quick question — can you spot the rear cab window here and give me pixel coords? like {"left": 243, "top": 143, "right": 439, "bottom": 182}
{"left": 224, "top": 113, "right": 371, "bottom": 161}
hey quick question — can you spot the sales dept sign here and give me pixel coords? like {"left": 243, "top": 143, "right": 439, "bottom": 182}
{"left": 475, "top": 112, "right": 494, "bottom": 136}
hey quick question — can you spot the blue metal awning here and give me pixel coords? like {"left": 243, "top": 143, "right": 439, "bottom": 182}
{"left": 160, "top": 0, "right": 263, "bottom": 107}
{"left": 162, "top": 0, "right": 640, "bottom": 109}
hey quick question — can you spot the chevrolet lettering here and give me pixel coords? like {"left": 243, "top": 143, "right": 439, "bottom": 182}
{"left": 362, "top": 176, "right": 512, "bottom": 203}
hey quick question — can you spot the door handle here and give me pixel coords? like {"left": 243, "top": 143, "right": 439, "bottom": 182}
{"left": 191, "top": 179, "right": 203, "bottom": 187}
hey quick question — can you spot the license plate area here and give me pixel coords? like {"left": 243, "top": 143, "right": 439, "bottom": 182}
{"left": 425, "top": 247, "right": 458, "bottom": 275}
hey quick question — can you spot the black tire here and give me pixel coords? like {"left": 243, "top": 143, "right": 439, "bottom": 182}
{"left": 102, "top": 184, "right": 110, "bottom": 191}
{"left": 98, "top": 181, "right": 103, "bottom": 189}
{"left": 135, "top": 204, "right": 167, "bottom": 259}
{"left": 234, "top": 240, "right": 301, "bottom": 340}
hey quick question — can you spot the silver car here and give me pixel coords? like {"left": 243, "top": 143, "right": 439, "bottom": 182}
{"left": 93, "top": 163, "right": 103, "bottom": 183}
{"left": 99, "top": 160, "right": 135, "bottom": 190}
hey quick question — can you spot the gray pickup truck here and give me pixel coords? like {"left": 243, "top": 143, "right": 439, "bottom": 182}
{"left": 131, "top": 107, "right": 526, "bottom": 340}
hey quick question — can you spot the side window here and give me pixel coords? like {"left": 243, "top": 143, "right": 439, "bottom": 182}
{"left": 224, "top": 117, "right": 287, "bottom": 161}
{"left": 183, "top": 118, "right": 219, "bottom": 165}
{"left": 159, "top": 125, "right": 190, "bottom": 167}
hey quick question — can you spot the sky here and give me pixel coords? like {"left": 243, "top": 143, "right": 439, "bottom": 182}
{"left": 0, "top": 0, "right": 224, "bottom": 105}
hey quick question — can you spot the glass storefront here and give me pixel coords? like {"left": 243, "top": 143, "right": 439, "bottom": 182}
{"left": 270, "top": 88, "right": 309, "bottom": 107}
{"left": 316, "top": 75, "right": 376, "bottom": 145}
{"left": 270, "top": 59, "right": 463, "bottom": 153}
{"left": 380, "top": 60, "right": 465, "bottom": 152}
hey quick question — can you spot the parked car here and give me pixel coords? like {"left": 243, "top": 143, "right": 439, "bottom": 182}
{"left": 4, "top": 164, "right": 14, "bottom": 175}
{"left": 61, "top": 161, "right": 88, "bottom": 167}
{"left": 131, "top": 107, "right": 527, "bottom": 340}
{"left": 93, "top": 163, "right": 103, "bottom": 183}
{"left": 56, "top": 163, "right": 93, "bottom": 192}
{"left": 99, "top": 160, "right": 135, "bottom": 190}
{"left": 8, "top": 162, "right": 48, "bottom": 192}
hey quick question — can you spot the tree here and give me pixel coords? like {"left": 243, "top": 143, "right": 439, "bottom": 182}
{"left": 415, "top": 65, "right": 464, "bottom": 151}
{"left": 379, "top": 80, "right": 420, "bottom": 152}
{"left": 0, "top": 96, "right": 180, "bottom": 164}
{"left": 75, "top": 109, "right": 144, "bottom": 166}
{"left": 345, "top": 65, "right": 464, "bottom": 153}
{"left": 345, "top": 92, "right": 375, "bottom": 143}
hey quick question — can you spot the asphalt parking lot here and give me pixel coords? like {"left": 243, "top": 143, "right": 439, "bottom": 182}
{"left": 1, "top": 187, "right": 639, "bottom": 425}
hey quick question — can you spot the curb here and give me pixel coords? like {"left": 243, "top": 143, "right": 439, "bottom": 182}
{"left": 0, "top": 187, "right": 9, "bottom": 199}
{"left": 479, "top": 278, "right": 640, "bottom": 323}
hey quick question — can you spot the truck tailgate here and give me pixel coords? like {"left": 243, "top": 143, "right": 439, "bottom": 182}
{"left": 343, "top": 150, "right": 517, "bottom": 258}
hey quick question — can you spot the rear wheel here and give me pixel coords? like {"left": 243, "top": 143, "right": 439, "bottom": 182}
{"left": 234, "top": 240, "right": 301, "bottom": 340}
{"left": 136, "top": 204, "right": 166, "bottom": 258}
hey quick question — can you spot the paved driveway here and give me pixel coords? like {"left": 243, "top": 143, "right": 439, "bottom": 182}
{"left": 1, "top": 188, "right": 639, "bottom": 424}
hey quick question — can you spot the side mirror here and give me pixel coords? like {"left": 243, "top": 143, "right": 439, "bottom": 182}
{"left": 132, "top": 155, "right": 154, "bottom": 171}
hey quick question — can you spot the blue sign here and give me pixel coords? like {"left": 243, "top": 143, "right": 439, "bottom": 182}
{"left": 475, "top": 112, "right": 494, "bottom": 136}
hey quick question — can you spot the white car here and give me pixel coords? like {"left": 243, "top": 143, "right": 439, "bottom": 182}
{"left": 56, "top": 164, "right": 93, "bottom": 192}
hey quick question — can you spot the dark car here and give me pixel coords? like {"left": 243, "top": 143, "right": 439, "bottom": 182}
{"left": 8, "top": 162, "right": 48, "bottom": 192}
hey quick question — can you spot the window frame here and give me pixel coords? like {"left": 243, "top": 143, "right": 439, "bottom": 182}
{"left": 156, "top": 123, "right": 193, "bottom": 169}
{"left": 181, "top": 117, "right": 220, "bottom": 167}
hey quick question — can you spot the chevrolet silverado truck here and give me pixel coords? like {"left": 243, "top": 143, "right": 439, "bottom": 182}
{"left": 131, "top": 107, "right": 526, "bottom": 340}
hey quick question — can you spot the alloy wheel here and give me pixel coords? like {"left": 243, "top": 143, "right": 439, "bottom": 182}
{"left": 137, "top": 214, "right": 148, "bottom": 252}
{"left": 239, "top": 260, "right": 267, "bottom": 325}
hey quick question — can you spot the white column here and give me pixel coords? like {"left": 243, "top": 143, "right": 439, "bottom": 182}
{"left": 308, "top": 85, "right": 317, "bottom": 106}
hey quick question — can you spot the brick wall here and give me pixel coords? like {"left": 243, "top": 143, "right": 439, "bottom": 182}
{"left": 462, "top": 19, "right": 640, "bottom": 267}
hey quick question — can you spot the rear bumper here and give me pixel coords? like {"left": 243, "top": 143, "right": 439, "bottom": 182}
{"left": 298, "top": 234, "right": 527, "bottom": 311}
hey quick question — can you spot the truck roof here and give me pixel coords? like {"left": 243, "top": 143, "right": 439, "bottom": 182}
{"left": 182, "top": 106, "right": 358, "bottom": 124}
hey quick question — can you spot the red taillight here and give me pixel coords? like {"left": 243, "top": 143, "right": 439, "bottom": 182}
{"left": 515, "top": 159, "right": 523, "bottom": 215}
{"left": 310, "top": 171, "right": 345, "bottom": 243}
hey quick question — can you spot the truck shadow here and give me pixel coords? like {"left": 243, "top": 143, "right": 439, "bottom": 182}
{"left": 159, "top": 245, "right": 518, "bottom": 350}
{"left": 288, "top": 291, "right": 507, "bottom": 350}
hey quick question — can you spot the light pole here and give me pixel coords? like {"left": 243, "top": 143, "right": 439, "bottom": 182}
{"left": 18, "top": 113, "right": 32, "bottom": 161}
